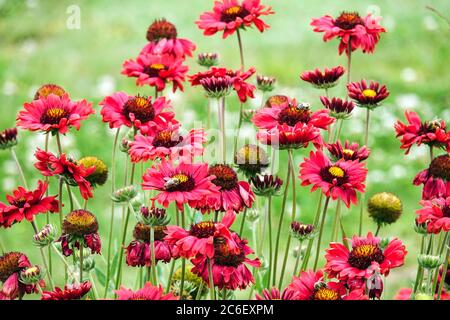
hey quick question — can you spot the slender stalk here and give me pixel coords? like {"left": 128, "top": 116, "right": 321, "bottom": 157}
{"left": 58, "top": 178, "right": 64, "bottom": 229}
{"left": 234, "top": 102, "right": 244, "bottom": 157}
{"left": 346, "top": 40, "right": 352, "bottom": 85}
{"left": 79, "top": 246, "right": 84, "bottom": 283}
{"left": 300, "top": 193, "right": 323, "bottom": 271}
{"left": 313, "top": 197, "right": 331, "bottom": 270}
{"left": 217, "top": 98, "right": 226, "bottom": 163}
{"left": 239, "top": 208, "right": 247, "bottom": 236}
{"left": 432, "top": 232, "right": 449, "bottom": 295}
{"left": 375, "top": 224, "right": 381, "bottom": 237}
{"left": 51, "top": 243, "right": 71, "bottom": 269}
{"left": 437, "top": 240, "right": 450, "bottom": 300}
{"left": 165, "top": 259, "right": 176, "bottom": 294}
{"left": 236, "top": 28, "right": 245, "bottom": 70}
{"left": 195, "top": 281, "right": 204, "bottom": 300}
{"left": 89, "top": 273, "right": 99, "bottom": 299}
{"left": 429, "top": 145, "right": 434, "bottom": 161}
{"left": 10, "top": 148, "right": 28, "bottom": 189}
{"left": 44, "top": 133, "right": 52, "bottom": 277}
{"left": 272, "top": 157, "right": 292, "bottom": 286}
{"left": 150, "top": 226, "right": 157, "bottom": 285}
{"left": 65, "top": 183, "right": 74, "bottom": 211}
{"left": 266, "top": 195, "right": 273, "bottom": 288}
{"left": 56, "top": 132, "right": 63, "bottom": 154}
{"left": 179, "top": 211, "right": 186, "bottom": 299}
{"left": 293, "top": 240, "right": 303, "bottom": 276}
{"left": 207, "top": 258, "right": 216, "bottom": 300}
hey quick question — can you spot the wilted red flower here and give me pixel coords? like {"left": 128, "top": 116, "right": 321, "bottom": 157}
{"left": 99, "top": 93, "right": 176, "bottom": 135}
{"left": 299, "top": 150, "right": 367, "bottom": 207}
{"left": 122, "top": 53, "right": 188, "bottom": 92}
{"left": 255, "top": 287, "right": 299, "bottom": 300}
{"left": 320, "top": 96, "right": 355, "bottom": 119}
{"left": 17, "top": 93, "right": 94, "bottom": 134}
{"left": 300, "top": 66, "right": 345, "bottom": 89}
{"left": 142, "top": 18, "right": 196, "bottom": 58}
{"left": 0, "top": 180, "right": 59, "bottom": 228}
{"left": 416, "top": 196, "right": 450, "bottom": 234}
{"left": 325, "top": 232, "right": 407, "bottom": 280}
{"left": 288, "top": 270, "right": 368, "bottom": 300}
{"left": 34, "top": 149, "right": 95, "bottom": 200}
{"left": 327, "top": 140, "right": 370, "bottom": 162}
{"left": 311, "top": 12, "right": 385, "bottom": 55}
{"left": 414, "top": 155, "right": 450, "bottom": 200}
{"left": 347, "top": 80, "right": 389, "bottom": 109}
{"left": 41, "top": 281, "right": 91, "bottom": 300}
{"left": 191, "top": 233, "right": 260, "bottom": 290}
{"left": 115, "top": 283, "right": 177, "bottom": 300}
{"left": 196, "top": 0, "right": 274, "bottom": 39}
{"left": 395, "top": 110, "right": 450, "bottom": 154}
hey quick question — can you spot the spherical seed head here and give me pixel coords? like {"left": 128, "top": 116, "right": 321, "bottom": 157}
{"left": 429, "top": 154, "right": 450, "bottom": 181}
{"left": 146, "top": 18, "right": 177, "bottom": 42}
{"left": 197, "top": 53, "right": 219, "bottom": 68}
{"left": 78, "top": 156, "right": 108, "bottom": 187}
{"left": 0, "top": 127, "right": 18, "bottom": 150}
{"left": 62, "top": 210, "right": 98, "bottom": 236}
{"left": 33, "top": 224, "right": 57, "bottom": 247}
{"left": 368, "top": 192, "right": 402, "bottom": 226}
{"left": 20, "top": 265, "right": 43, "bottom": 285}
{"left": 34, "top": 84, "right": 66, "bottom": 100}
{"left": 234, "top": 144, "right": 269, "bottom": 178}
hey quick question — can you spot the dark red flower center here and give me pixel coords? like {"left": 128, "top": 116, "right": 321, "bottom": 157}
{"left": 11, "top": 196, "right": 27, "bottom": 208}
{"left": 133, "top": 223, "right": 166, "bottom": 242}
{"left": 348, "top": 244, "right": 384, "bottom": 270}
{"left": 443, "top": 205, "right": 450, "bottom": 218}
{"left": 189, "top": 221, "right": 216, "bottom": 238}
{"left": 320, "top": 165, "right": 348, "bottom": 185}
{"left": 152, "top": 130, "right": 183, "bottom": 148}
{"left": 164, "top": 173, "right": 195, "bottom": 192}
{"left": 62, "top": 209, "right": 98, "bottom": 236}
{"left": 334, "top": 11, "right": 364, "bottom": 30}
{"left": 220, "top": 5, "right": 250, "bottom": 23}
{"left": 213, "top": 238, "right": 245, "bottom": 267}
{"left": 143, "top": 63, "right": 168, "bottom": 78}
{"left": 429, "top": 154, "right": 450, "bottom": 181}
{"left": 40, "top": 106, "right": 70, "bottom": 125}
{"left": 0, "top": 252, "right": 24, "bottom": 282}
{"left": 278, "top": 105, "right": 311, "bottom": 126}
{"left": 123, "top": 96, "right": 155, "bottom": 123}
{"left": 208, "top": 164, "right": 238, "bottom": 190}
{"left": 312, "top": 284, "right": 340, "bottom": 300}
{"left": 146, "top": 19, "right": 177, "bottom": 41}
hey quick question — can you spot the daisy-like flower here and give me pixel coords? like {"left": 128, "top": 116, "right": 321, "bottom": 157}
{"left": 196, "top": 0, "right": 274, "bottom": 39}
{"left": 189, "top": 67, "right": 256, "bottom": 103}
{"left": 0, "top": 180, "right": 59, "bottom": 228}
{"left": 17, "top": 93, "right": 94, "bottom": 134}
{"left": 416, "top": 197, "right": 450, "bottom": 234}
{"left": 165, "top": 211, "right": 238, "bottom": 259}
{"left": 299, "top": 150, "right": 367, "bottom": 207}
{"left": 0, "top": 252, "right": 42, "bottom": 300}
{"left": 129, "top": 124, "right": 206, "bottom": 163}
{"left": 142, "top": 161, "right": 219, "bottom": 211}
{"left": 256, "top": 122, "right": 321, "bottom": 150}
{"left": 300, "top": 66, "right": 345, "bottom": 89}
{"left": 288, "top": 270, "right": 368, "bottom": 300}
{"left": 122, "top": 53, "right": 188, "bottom": 92}
{"left": 41, "top": 282, "right": 91, "bottom": 300}
{"left": 414, "top": 154, "right": 450, "bottom": 200}
{"left": 59, "top": 209, "right": 102, "bottom": 256}
{"left": 126, "top": 223, "right": 171, "bottom": 266}
{"left": 311, "top": 12, "right": 386, "bottom": 55}
{"left": 142, "top": 18, "right": 196, "bottom": 58}
{"left": 0, "top": 128, "right": 18, "bottom": 150}
{"left": 324, "top": 232, "right": 407, "bottom": 280}
{"left": 326, "top": 140, "right": 370, "bottom": 162}
{"left": 395, "top": 110, "right": 450, "bottom": 154}
{"left": 34, "top": 149, "right": 95, "bottom": 200}
{"left": 255, "top": 287, "right": 299, "bottom": 300}
{"left": 191, "top": 233, "right": 260, "bottom": 290}
{"left": 204, "top": 164, "right": 255, "bottom": 213}
{"left": 115, "top": 283, "right": 177, "bottom": 300}
{"left": 320, "top": 96, "right": 355, "bottom": 120}
{"left": 347, "top": 80, "right": 389, "bottom": 109}
{"left": 99, "top": 93, "right": 176, "bottom": 135}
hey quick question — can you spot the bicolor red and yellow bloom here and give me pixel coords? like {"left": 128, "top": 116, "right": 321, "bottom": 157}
{"left": 327, "top": 140, "right": 370, "bottom": 162}
{"left": 347, "top": 80, "right": 389, "bottom": 109}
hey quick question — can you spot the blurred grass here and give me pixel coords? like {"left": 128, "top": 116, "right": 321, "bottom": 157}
{"left": 0, "top": 0, "right": 449, "bottom": 299}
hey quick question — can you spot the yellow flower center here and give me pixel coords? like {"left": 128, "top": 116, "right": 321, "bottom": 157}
{"left": 362, "top": 89, "right": 377, "bottom": 98}
{"left": 314, "top": 287, "right": 340, "bottom": 300}
{"left": 150, "top": 63, "right": 165, "bottom": 71}
{"left": 352, "top": 244, "right": 378, "bottom": 258}
{"left": 172, "top": 173, "right": 189, "bottom": 184}
{"left": 328, "top": 166, "right": 345, "bottom": 178}
{"left": 224, "top": 6, "right": 242, "bottom": 15}
{"left": 343, "top": 149, "right": 355, "bottom": 157}
{"left": 23, "top": 266, "right": 39, "bottom": 276}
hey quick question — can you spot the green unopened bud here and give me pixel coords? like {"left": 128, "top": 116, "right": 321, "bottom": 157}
{"left": 171, "top": 268, "right": 208, "bottom": 300}
{"left": 246, "top": 208, "right": 259, "bottom": 224}
{"left": 20, "top": 265, "right": 44, "bottom": 285}
{"left": 197, "top": 53, "right": 219, "bottom": 68}
{"left": 111, "top": 185, "right": 138, "bottom": 203}
{"left": 414, "top": 293, "right": 434, "bottom": 300}
{"left": 414, "top": 218, "right": 429, "bottom": 235}
{"left": 33, "top": 224, "right": 57, "bottom": 247}
{"left": 137, "top": 206, "right": 170, "bottom": 226}
{"left": 418, "top": 254, "right": 444, "bottom": 269}
{"left": 256, "top": 75, "right": 276, "bottom": 92}
{"left": 368, "top": 192, "right": 402, "bottom": 226}
{"left": 242, "top": 109, "right": 257, "bottom": 122}
{"left": 119, "top": 129, "right": 135, "bottom": 153}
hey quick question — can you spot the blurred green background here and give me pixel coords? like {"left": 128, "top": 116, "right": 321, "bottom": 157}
{"left": 0, "top": 0, "right": 449, "bottom": 299}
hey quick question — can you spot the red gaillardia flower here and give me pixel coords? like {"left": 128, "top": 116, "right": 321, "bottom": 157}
{"left": 395, "top": 110, "right": 450, "bottom": 154}
{"left": 41, "top": 282, "right": 92, "bottom": 300}
{"left": 299, "top": 150, "right": 367, "bottom": 207}
{"left": 58, "top": 209, "right": 101, "bottom": 257}
{"left": 142, "top": 18, "right": 196, "bottom": 58}
{"left": 115, "top": 283, "right": 177, "bottom": 300}
{"left": 142, "top": 161, "right": 219, "bottom": 211}
{"left": 196, "top": 0, "right": 274, "bottom": 39}
{"left": 165, "top": 211, "right": 238, "bottom": 259}
{"left": 325, "top": 232, "right": 407, "bottom": 280}
{"left": 203, "top": 164, "right": 255, "bottom": 214}
{"left": 126, "top": 223, "right": 171, "bottom": 267}
{"left": 33, "top": 83, "right": 67, "bottom": 100}
{"left": 0, "top": 181, "right": 58, "bottom": 228}
{"left": 347, "top": 80, "right": 389, "bottom": 109}
{"left": 311, "top": 12, "right": 386, "bottom": 55}
{"left": 0, "top": 252, "right": 42, "bottom": 300}
{"left": 17, "top": 93, "right": 94, "bottom": 134}
{"left": 191, "top": 233, "right": 260, "bottom": 290}
{"left": 34, "top": 149, "right": 95, "bottom": 200}
{"left": 416, "top": 197, "right": 450, "bottom": 234}
{"left": 300, "top": 66, "right": 345, "bottom": 89}
{"left": 288, "top": 270, "right": 368, "bottom": 300}
{"left": 121, "top": 53, "right": 188, "bottom": 92}
{"left": 320, "top": 96, "right": 355, "bottom": 120}
{"left": 414, "top": 154, "right": 450, "bottom": 200}
{"left": 99, "top": 92, "right": 176, "bottom": 135}
{"left": 256, "top": 122, "right": 321, "bottom": 150}
{"left": 255, "top": 287, "right": 299, "bottom": 300}
{"left": 327, "top": 140, "right": 370, "bottom": 162}
{"left": 129, "top": 124, "right": 206, "bottom": 164}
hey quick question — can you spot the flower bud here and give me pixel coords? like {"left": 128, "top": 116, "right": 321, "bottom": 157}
{"left": 242, "top": 109, "right": 257, "bottom": 122}
{"left": 119, "top": 129, "right": 135, "bottom": 153}
{"left": 418, "top": 254, "right": 444, "bottom": 269}
{"left": 20, "top": 265, "right": 44, "bottom": 285}
{"left": 137, "top": 206, "right": 170, "bottom": 226}
{"left": 197, "top": 53, "right": 219, "bottom": 68}
{"left": 249, "top": 174, "right": 283, "bottom": 197}
{"left": 256, "top": 75, "right": 276, "bottom": 92}
{"left": 290, "top": 221, "right": 316, "bottom": 241}
{"left": 368, "top": 192, "right": 402, "bottom": 226}
{"left": 0, "top": 128, "right": 18, "bottom": 150}
{"left": 235, "top": 144, "right": 269, "bottom": 178}
{"left": 33, "top": 224, "right": 57, "bottom": 247}
{"left": 414, "top": 293, "right": 433, "bottom": 300}
{"left": 246, "top": 208, "right": 260, "bottom": 224}
{"left": 171, "top": 268, "right": 208, "bottom": 300}
{"left": 111, "top": 185, "right": 138, "bottom": 203}
{"left": 414, "top": 218, "right": 429, "bottom": 235}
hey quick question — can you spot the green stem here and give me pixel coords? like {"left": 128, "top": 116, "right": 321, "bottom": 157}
{"left": 207, "top": 258, "right": 216, "bottom": 300}
{"left": 432, "top": 232, "right": 449, "bottom": 295}
{"left": 150, "top": 226, "right": 157, "bottom": 285}
{"left": 239, "top": 208, "right": 247, "bottom": 236}
{"left": 56, "top": 132, "right": 63, "bottom": 154}
{"left": 89, "top": 273, "right": 99, "bottom": 299}
{"left": 195, "top": 281, "right": 204, "bottom": 300}
{"left": 331, "top": 201, "right": 341, "bottom": 242}
{"left": 266, "top": 195, "right": 272, "bottom": 288}
{"left": 179, "top": 210, "right": 186, "bottom": 299}
{"left": 236, "top": 28, "right": 245, "bottom": 70}
{"left": 437, "top": 239, "right": 450, "bottom": 300}
{"left": 217, "top": 98, "right": 226, "bottom": 163}
{"left": 65, "top": 183, "right": 74, "bottom": 211}
{"left": 79, "top": 245, "right": 84, "bottom": 283}
{"left": 44, "top": 133, "right": 52, "bottom": 277}
{"left": 165, "top": 259, "right": 176, "bottom": 294}
{"left": 293, "top": 240, "right": 303, "bottom": 276}
{"left": 300, "top": 193, "right": 323, "bottom": 271}
{"left": 429, "top": 145, "right": 434, "bottom": 161}
{"left": 375, "top": 224, "right": 381, "bottom": 237}
{"left": 346, "top": 40, "right": 352, "bottom": 86}
{"left": 313, "top": 197, "right": 331, "bottom": 271}
{"left": 58, "top": 178, "right": 64, "bottom": 229}
{"left": 10, "top": 148, "right": 28, "bottom": 189}
{"left": 234, "top": 102, "right": 244, "bottom": 158}
{"left": 413, "top": 235, "right": 426, "bottom": 293}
